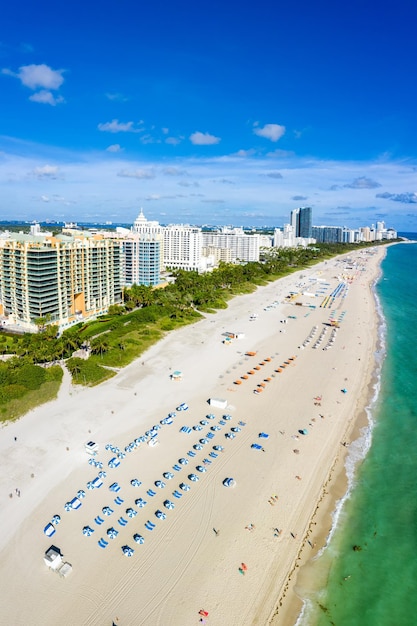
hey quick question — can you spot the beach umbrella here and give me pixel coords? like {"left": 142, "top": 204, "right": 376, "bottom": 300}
{"left": 117, "top": 452, "right": 126, "bottom": 460}
{"left": 155, "top": 480, "right": 166, "bottom": 489}
{"left": 51, "top": 514, "right": 61, "bottom": 525}
{"left": 135, "top": 498, "right": 147, "bottom": 507}
{"left": 133, "top": 533, "right": 145, "bottom": 544}
{"left": 83, "top": 525, "right": 94, "bottom": 537}
{"left": 122, "top": 545, "right": 134, "bottom": 557}
{"left": 102, "top": 506, "right": 113, "bottom": 516}
{"left": 88, "top": 458, "right": 96, "bottom": 466}
{"left": 107, "top": 527, "right": 119, "bottom": 539}
{"left": 97, "top": 461, "right": 103, "bottom": 469}
{"left": 87, "top": 481, "right": 94, "bottom": 490}
{"left": 126, "top": 508, "right": 137, "bottom": 518}
{"left": 131, "top": 478, "right": 141, "bottom": 487}
{"left": 98, "top": 471, "right": 107, "bottom": 479}
{"left": 77, "top": 489, "right": 86, "bottom": 499}
{"left": 64, "top": 502, "right": 72, "bottom": 512}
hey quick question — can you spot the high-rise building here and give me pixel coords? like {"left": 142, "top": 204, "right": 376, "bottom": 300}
{"left": 311, "top": 226, "right": 343, "bottom": 243}
{"left": 201, "top": 227, "right": 260, "bottom": 262}
{"left": 0, "top": 232, "right": 122, "bottom": 332}
{"left": 163, "top": 224, "right": 202, "bottom": 271}
{"left": 290, "top": 207, "right": 312, "bottom": 238}
{"left": 122, "top": 234, "right": 161, "bottom": 287}
{"left": 132, "top": 209, "right": 164, "bottom": 273}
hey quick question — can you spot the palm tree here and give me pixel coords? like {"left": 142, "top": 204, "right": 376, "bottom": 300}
{"left": 90, "top": 336, "right": 109, "bottom": 357}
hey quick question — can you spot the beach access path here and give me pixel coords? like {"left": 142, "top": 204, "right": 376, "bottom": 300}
{"left": 0, "top": 247, "right": 384, "bottom": 626}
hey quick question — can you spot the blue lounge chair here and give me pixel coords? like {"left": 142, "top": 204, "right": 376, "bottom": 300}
{"left": 118, "top": 517, "right": 128, "bottom": 526}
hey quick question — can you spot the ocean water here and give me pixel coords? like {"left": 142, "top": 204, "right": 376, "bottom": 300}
{"left": 296, "top": 237, "right": 417, "bottom": 626}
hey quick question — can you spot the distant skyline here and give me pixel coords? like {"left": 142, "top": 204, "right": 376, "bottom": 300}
{"left": 1, "top": 0, "right": 416, "bottom": 230}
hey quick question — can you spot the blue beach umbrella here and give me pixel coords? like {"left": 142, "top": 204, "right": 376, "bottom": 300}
{"left": 102, "top": 506, "right": 113, "bottom": 516}
{"left": 122, "top": 545, "right": 134, "bottom": 557}
{"left": 107, "top": 527, "right": 119, "bottom": 539}
{"left": 77, "top": 489, "right": 86, "bottom": 499}
{"left": 51, "top": 514, "right": 61, "bottom": 525}
{"left": 131, "top": 478, "right": 142, "bottom": 487}
{"left": 83, "top": 525, "right": 94, "bottom": 536}
{"left": 126, "top": 508, "right": 137, "bottom": 518}
{"left": 64, "top": 502, "right": 72, "bottom": 512}
{"left": 87, "top": 481, "right": 94, "bottom": 490}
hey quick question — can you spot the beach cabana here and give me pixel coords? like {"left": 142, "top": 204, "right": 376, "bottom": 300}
{"left": 44, "top": 523, "right": 56, "bottom": 537}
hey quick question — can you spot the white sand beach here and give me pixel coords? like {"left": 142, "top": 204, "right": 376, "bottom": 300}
{"left": 0, "top": 247, "right": 384, "bottom": 626}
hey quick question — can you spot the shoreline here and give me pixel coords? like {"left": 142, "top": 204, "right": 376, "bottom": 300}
{"left": 0, "top": 247, "right": 386, "bottom": 626}
{"left": 271, "top": 249, "right": 387, "bottom": 626}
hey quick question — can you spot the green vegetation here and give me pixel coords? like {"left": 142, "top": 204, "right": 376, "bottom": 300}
{"left": 0, "top": 239, "right": 395, "bottom": 422}
{"left": 0, "top": 358, "right": 62, "bottom": 422}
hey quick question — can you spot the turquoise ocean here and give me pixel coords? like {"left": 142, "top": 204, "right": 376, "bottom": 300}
{"left": 296, "top": 237, "right": 417, "bottom": 626}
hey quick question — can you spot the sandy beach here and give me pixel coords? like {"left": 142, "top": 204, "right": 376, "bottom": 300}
{"left": 0, "top": 247, "right": 384, "bottom": 626}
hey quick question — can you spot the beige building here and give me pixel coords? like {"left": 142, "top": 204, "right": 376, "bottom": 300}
{"left": 0, "top": 232, "right": 122, "bottom": 332}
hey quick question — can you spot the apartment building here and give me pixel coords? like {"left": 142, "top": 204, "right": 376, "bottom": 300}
{"left": 0, "top": 232, "right": 122, "bottom": 332}
{"left": 201, "top": 227, "right": 260, "bottom": 262}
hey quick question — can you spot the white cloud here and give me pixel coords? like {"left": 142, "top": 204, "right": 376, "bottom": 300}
{"left": 117, "top": 168, "right": 155, "bottom": 179}
{"left": 0, "top": 144, "right": 414, "bottom": 230}
{"left": 98, "top": 119, "right": 140, "bottom": 133}
{"left": 253, "top": 123, "right": 286, "bottom": 142}
{"left": 233, "top": 149, "right": 256, "bottom": 157}
{"left": 3, "top": 63, "right": 65, "bottom": 105}
{"left": 2, "top": 63, "right": 65, "bottom": 90}
{"left": 165, "top": 136, "right": 182, "bottom": 145}
{"left": 40, "top": 195, "right": 49, "bottom": 202}
{"left": 29, "top": 90, "right": 64, "bottom": 106}
{"left": 161, "top": 127, "right": 169, "bottom": 134}
{"left": 162, "top": 167, "right": 187, "bottom": 176}
{"left": 106, "top": 144, "right": 123, "bottom": 153}
{"left": 344, "top": 176, "right": 382, "bottom": 189}
{"left": 190, "top": 131, "right": 221, "bottom": 145}
{"left": 105, "top": 92, "right": 128, "bottom": 102}
{"left": 32, "top": 164, "right": 60, "bottom": 178}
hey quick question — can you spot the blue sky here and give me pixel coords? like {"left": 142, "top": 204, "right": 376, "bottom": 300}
{"left": 1, "top": 0, "right": 416, "bottom": 230}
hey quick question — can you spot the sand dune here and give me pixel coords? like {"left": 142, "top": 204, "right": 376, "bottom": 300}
{"left": 0, "top": 247, "right": 384, "bottom": 626}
